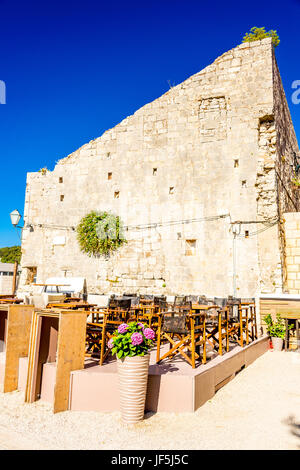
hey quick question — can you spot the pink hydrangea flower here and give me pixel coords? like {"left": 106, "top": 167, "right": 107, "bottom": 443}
{"left": 143, "top": 328, "right": 155, "bottom": 340}
{"left": 107, "top": 338, "right": 114, "bottom": 349}
{"left": 131, "top": 332, "right": 144, "bottom": 346}
{"left": 118, "top": 323, "right": 128, "bottom": 334}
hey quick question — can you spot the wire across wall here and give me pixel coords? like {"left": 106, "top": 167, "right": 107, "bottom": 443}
{"left": 25, "top": 213, "right": 280, "bottom": 236}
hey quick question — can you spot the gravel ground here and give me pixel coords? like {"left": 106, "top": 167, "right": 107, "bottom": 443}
{"left": 0, "top": 350, "right": 299, "bottom": 450}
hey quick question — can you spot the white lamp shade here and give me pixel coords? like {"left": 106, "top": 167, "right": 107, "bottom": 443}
{"left": 10, "top": 209, "right": 21, "bottom": 227}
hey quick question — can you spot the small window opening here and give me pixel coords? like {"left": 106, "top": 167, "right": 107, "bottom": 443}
{"left": 185, "top": 239, "right": 197, "bottom": 256}
{"left": 59, "top": 177, "right": 63, "bottom": 183}
{"left": 25, "top": 267, "right": 37, "bottom": 285}
{"left": 107, "top": 152, "right": 111, "bottom": 158}
{"left": 114, "top": 191, "right": 119, "bottom": 199}
{"left": 108, "top": 172, "right": 112, "bottom": 180}
{"left": 153, "top": 168, "right": 157, "bottom": 175}
{"left": 169, "top": 187, "right": 174, "bottom": 194}
{"left": 60, "top": 195, "right": 64, "bottom": 201}
{"left": 242, "top": 180, "right": 247, "bottom": 187}
{"left": 245, "top": 231, "right": 249, "bottom": 238}
{"left": 234, "top": 160, "right": 239, "bottom": 168}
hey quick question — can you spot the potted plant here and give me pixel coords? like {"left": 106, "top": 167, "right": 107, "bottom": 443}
{"left": 108, "top": 321, "right": 155, "bottom": 424}
{"left": 264, "top": 313, "right": 289, "bottom": 351}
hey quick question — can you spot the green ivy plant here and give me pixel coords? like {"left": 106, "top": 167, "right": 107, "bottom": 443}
{"left": 242, "top": 27, "right": 280, "bottom": 48}
{"left": 264, "top": 313, "right": 291, "bottom": 339}
{"left": 76, "top": 211, "right": 126, "bottom": 257}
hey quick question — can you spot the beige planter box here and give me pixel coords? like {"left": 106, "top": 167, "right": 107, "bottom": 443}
{"left": 117, "top": 354, "right": 150, "bottom": 424}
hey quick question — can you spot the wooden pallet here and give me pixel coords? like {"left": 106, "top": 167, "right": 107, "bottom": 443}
{"left": 25, "top": 308, "right": 88, "bottom": 413}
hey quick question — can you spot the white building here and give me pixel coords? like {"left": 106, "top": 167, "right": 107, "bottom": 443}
{"left": 0, "top": 263, "right": 19, "bottom": 295}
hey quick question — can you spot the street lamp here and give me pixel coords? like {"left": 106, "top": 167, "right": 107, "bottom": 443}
{"left": 10, "top": 209, "right": 22, "bottom": 228}
{"left": 9, "top": 209, "right": 23, "bottom": 297}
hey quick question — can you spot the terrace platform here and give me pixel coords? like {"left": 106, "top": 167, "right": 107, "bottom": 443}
{"left": 18, "top": 336, "right": 268, "bottom": 413}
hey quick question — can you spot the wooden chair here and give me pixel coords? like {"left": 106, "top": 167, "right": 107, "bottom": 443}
{"left": 241, "top": 298, "right": 257, "bottom": 342}
{"left": 173, "top": 295, "right": 186, "bottom": 307}
{"left": 86, "top": 298, "right": 132, "bottom": 365}
{"left": 213, "top": 298, "right": 229, "bottom": 355}
{"left": 140, "top": 295, "right": 154, "bottom": 301}
{"left": 227, "top": 297, "right": 245, "bottom": 346}
{"left": 133, "top": 297, "right": 159, "bottom": 327}
{"left": 198, "top": 298, "right": 228, "bottom": 357}
{"left": 156, "top": 302, "right": 206, "bottom": 368}
{"left": 185, "top": 295, "right": 199, "bottom": 303}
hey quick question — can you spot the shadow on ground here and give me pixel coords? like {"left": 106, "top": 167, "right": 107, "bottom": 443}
{"left": 284, "top": 415, "right": 300, "bottom": 447}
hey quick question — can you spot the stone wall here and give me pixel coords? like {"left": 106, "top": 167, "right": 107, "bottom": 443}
{"left": 272, "top": 51, "right": 300, "bottom": 291}
{"left": 283, "top": 212, "right": 300, "bottom": 293}
{"left": 18, "top": 38, "right": 299, "bottom": 297}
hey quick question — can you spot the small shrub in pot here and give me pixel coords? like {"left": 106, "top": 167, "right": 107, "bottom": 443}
{"left": 264, "top": 314, "right": 291, "bottom": 351}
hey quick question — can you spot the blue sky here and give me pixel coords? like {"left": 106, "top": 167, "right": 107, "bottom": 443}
{"left": 1, "top": 0, "right": 300, "bottom": 247}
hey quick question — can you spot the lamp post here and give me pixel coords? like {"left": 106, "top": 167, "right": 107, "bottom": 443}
{"left": 10, "top": 209, "right": 22, "bottom": 230}
{"left": 9, "top": 209, "right": 23, "bottom": 296}
{"left": 232, "top": 223, "right": 241, "bottom": 298}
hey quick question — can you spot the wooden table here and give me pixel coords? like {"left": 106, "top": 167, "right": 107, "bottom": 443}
{"left": 46, "top": 302, "right": 96, "bottom": 311}
{"left": 0, "top": 298, "right": 23, "bottom": 304}
{"left": 139, "top": 299, "right": 154, "bottom": 305}
{"left": 191, "top": 304, "right": 218, "bottom": 312}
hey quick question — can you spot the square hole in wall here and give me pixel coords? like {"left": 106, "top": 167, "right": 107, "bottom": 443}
{"left": 234, "top": 159, "right": 239, "bottom": 168}
{"left": 245, "top": 230, "right": 249, "bottom": 238}
{"left": 25, "top": 267, "right": 37, "bottom": 285}
{"left": 60, "top": 195, "right": 64, "bottom": 201}
{"left": 108, "top": 172, "right": 112, "bottom": 180}
{"left": 169, "top": 187, "right": 174, "bottom": 194}
{"left": 114, "top": 191, "right": 119, "bottom": 199}
{"left": 241, "top": 180, "right": 247, "bottom": 187}
{"left": 59, "top": 177, "right": 63, "bottom": 183}
{"left": 153, "top": 168, "right": 157, "bottom": 175}
{"left": 185, "top": 239, "right": 196, "bottom": 256}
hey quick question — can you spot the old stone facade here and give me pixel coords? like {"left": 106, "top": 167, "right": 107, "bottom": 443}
{"left": 18, "top": 38, "right": 300, "bottom": 297}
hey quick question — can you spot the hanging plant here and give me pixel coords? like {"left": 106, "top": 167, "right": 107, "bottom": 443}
{"left": 76, "top": 211, "right": 126, "bottom": 257}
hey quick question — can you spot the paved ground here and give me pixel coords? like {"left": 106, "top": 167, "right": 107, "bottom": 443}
{"left": 0, "top": 350, "right": 299, "bottom": 450}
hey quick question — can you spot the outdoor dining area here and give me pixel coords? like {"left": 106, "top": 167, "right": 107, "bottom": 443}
{"left": 0, "top": 289, "right": 269, "bottom": 415}
{"left": 86, "top": 294, "right": 258, "bottom": 368}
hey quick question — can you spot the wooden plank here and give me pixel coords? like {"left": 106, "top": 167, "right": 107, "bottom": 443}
{"left": 53, "top": 310, "right": 87, "bottom": 413}
{"left": 25, "top": 312, "right": 42, "bottom": 403}
{"left": 0, "top": 308, "right": 8, "bottom": 351}
{"left": 25, "top": 308, "right": 87, "bottom": 412}
{"left": 4, "top": 305, "right": 34, "bottom": 393}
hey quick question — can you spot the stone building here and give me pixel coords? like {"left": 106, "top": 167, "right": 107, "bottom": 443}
{"left": 0, "top": 262, "right": 19, "bottom": 295}
{"left": 18, "top": 38, "right": 300, "bottom": 298}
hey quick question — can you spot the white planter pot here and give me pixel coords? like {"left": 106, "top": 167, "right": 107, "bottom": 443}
{"left": 117, "top": 353, "right": 150, "bottom": 424}
{"left": 271, "top": 337, "right": 283, "bottom": 351}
